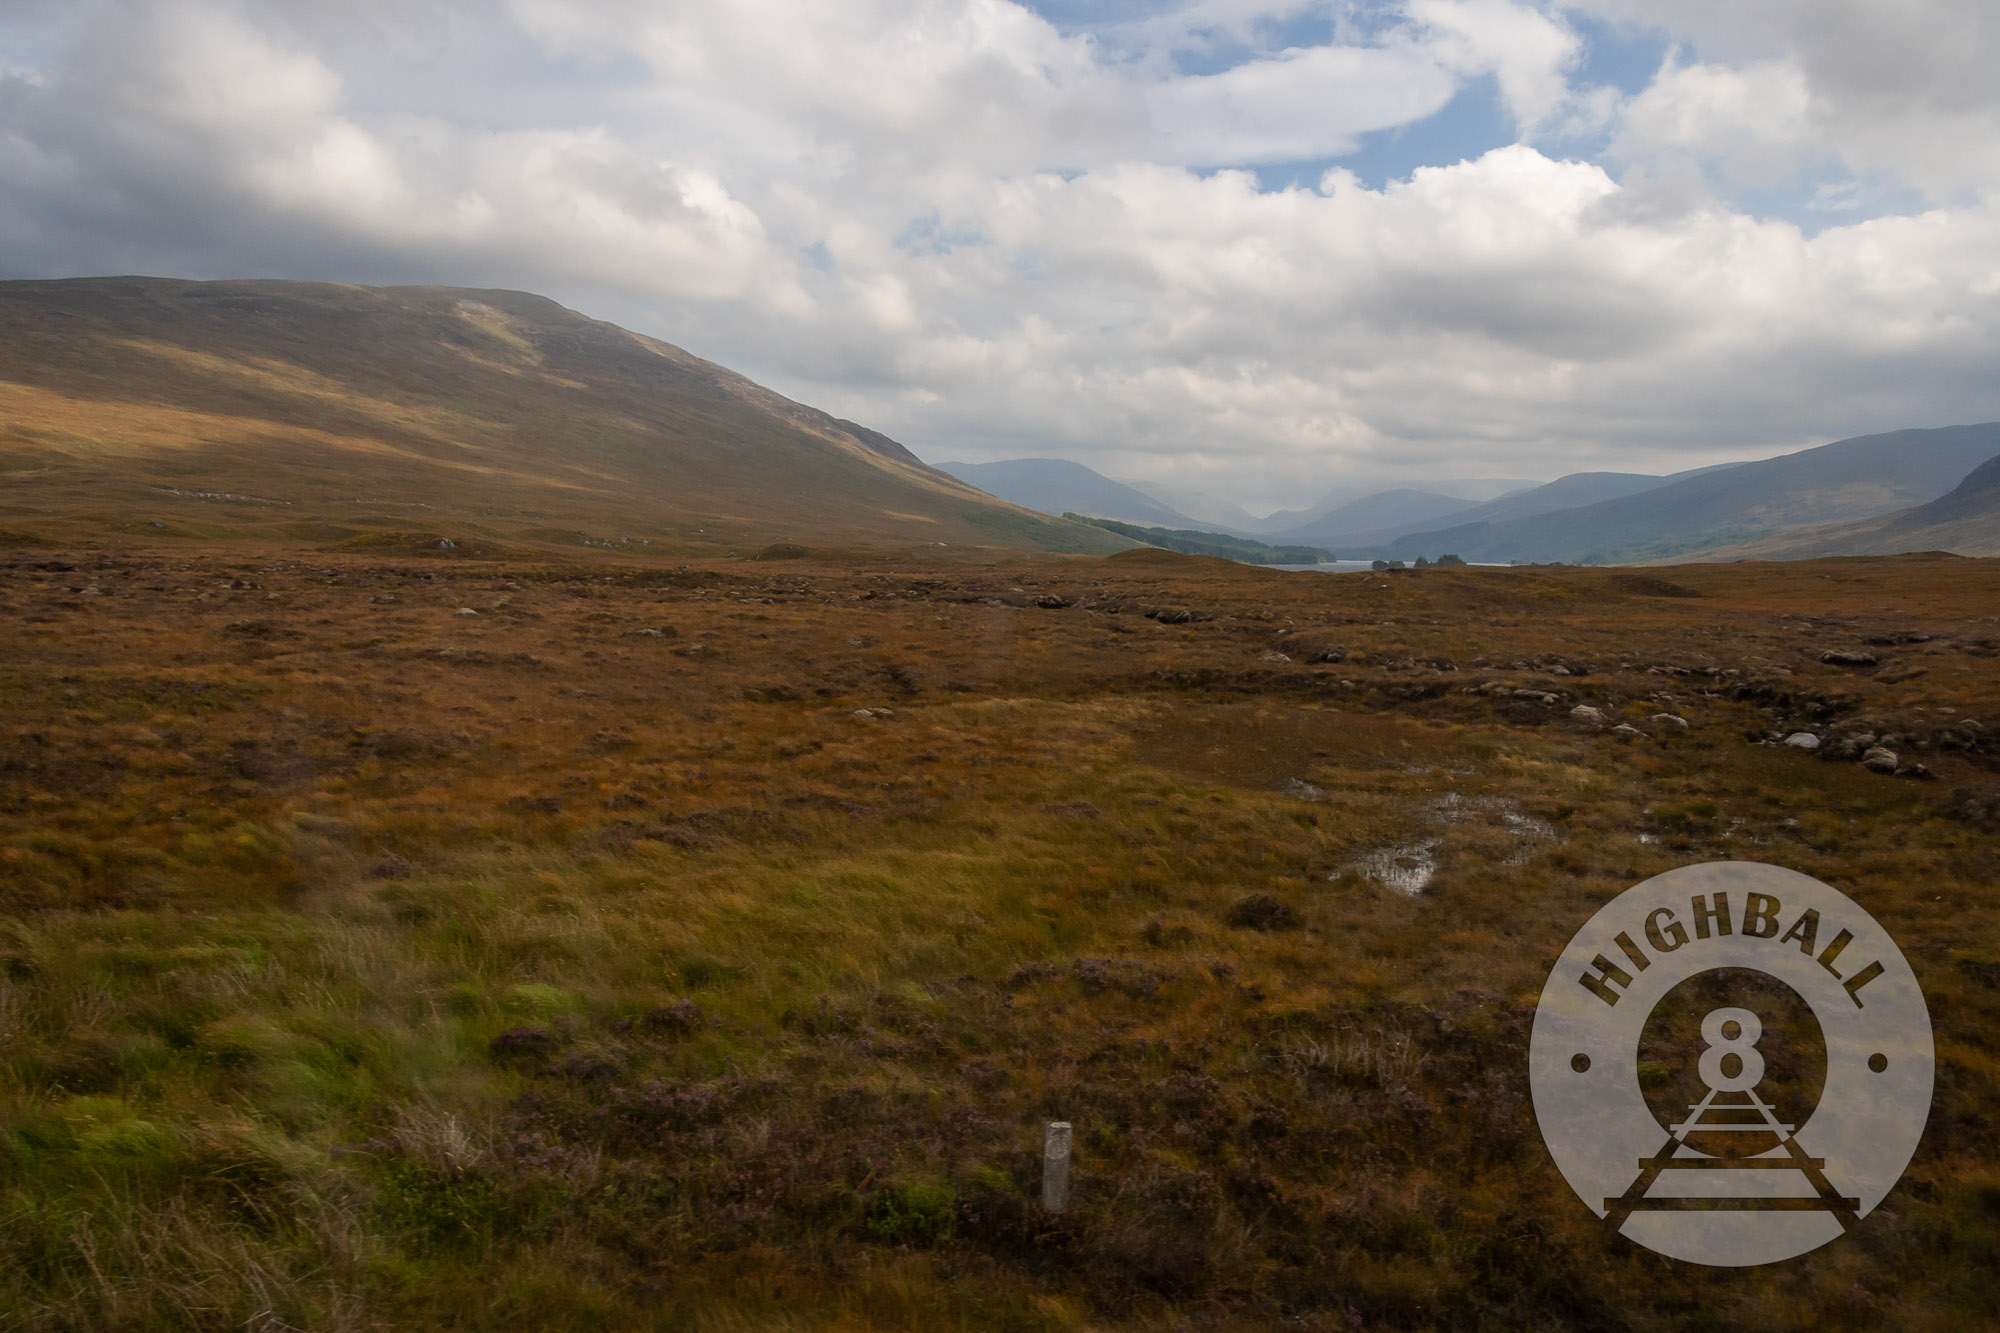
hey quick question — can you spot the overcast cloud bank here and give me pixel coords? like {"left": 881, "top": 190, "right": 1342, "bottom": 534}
{"left": 2, "top": 0, "right": 1997, "bottom": 508}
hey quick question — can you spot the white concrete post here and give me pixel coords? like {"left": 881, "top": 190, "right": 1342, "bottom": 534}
{"left": 1042, "top": 1121, "right": 1072, "bottom": 1212}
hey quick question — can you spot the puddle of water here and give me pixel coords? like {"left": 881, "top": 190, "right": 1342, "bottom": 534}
{"left": 1344, "top": 792, "right": 1562, "bottom": 893}
{"left": 1495, "top": 808, "right": 1559, "bottom": 864}
{"left": 1352, "top": 839, "right": 1440, "bottom": 894}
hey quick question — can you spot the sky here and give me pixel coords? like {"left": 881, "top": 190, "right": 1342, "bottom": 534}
{"left": 2, "top": 1, "right": 1998, "bottom": 511}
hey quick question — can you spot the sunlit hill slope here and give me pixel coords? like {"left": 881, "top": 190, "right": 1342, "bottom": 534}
{"left": 0, "top": 277, "right": 1126, "bottom": 557}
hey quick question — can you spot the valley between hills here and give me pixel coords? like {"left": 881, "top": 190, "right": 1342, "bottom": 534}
{"left": 2, "top": 279, "right": 1999, "bottom": 1330}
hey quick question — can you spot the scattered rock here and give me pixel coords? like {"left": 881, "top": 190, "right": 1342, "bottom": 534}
{"left": 1610, "top": 723, "right": 1646, "bottom": 738}
{"left": 1569, "top": 705, "right": 1606, "bottom": 726}
{"left": 1861, "top": 746, "right": 1900, "bottom": 774}
{"left": 454, "top": 607, "right": 479, "bottom": 616}
{"left": 1225, "top": 894, "right": 1300, "bottom": 931}
{"left": 1894, "top": 763, "right": 1935, "bottom": 781}
{"left": 1033, "top": 594, "right": 1073, "bottom": 609}
{"left": 1651, "top": 713, "right": 1690, "bottom": 730}
{"left": 1782, "top": 732, "right": 1821, "bottom": 750}
{"left": 1819, "top": 648, "right": 1878, "bottom": 667}
{"left": 1260, "top": 651, "right": 1292, "bottom": 663}
{"left": 436, "top": 538, "right": 456, "bottom": 550}
{"left": 1535, "top": 654, "right": 1594, "bottom": 676}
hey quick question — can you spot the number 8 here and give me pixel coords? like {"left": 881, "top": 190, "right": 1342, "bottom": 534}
{"left": 1698, "top": 1006, "right": 1766, "bottom": 1092}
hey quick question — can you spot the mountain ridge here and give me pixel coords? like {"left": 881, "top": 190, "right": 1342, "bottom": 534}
{"left": 0, "top": 276, "right": 1127, "bottom": 556}
{"left": 934, "top": 459, "right": 1204, "bottom": 529}
{"left": 1699, "top": 451, "right": 2000, "bottom": 560}
{"left": 1377, "top": 424, "right": 2000, "bottom": 564}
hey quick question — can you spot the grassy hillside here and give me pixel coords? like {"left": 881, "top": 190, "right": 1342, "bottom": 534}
{"left": 1382, "top": 423, "right": 2000, "bottom": 565}
{"left": 0, "top": 277, "right": 1128, "bottom": 558}
{"left": 2, "top": 537, "right": 1998, "bottom": 1328}
{"left": 1711, "top": 453, "right": 2000, "bottom": 560}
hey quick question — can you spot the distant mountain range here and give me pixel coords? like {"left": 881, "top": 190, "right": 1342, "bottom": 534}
{"left": 1115, "top": 478, "right": 1265, "bottom": 532}
{"left": 934, "top": 459, "right": 1545, "bottom": 541}
{"left": 1377, "top": 423, "right": 2000, "bottom": 564}
{"left": 1253, "top": 477, "right": 1540, "bottom": 543}
{"left": 935, "top": 459, "right": 1199, "bottom": 529}
{"left": 940, "top": 425, "right": 2000, "bottom": 565}
{"left": 1703, "top": 448, "right": 2000, "bottom": 560}
{"left": 0, "top": 278, "right": 1127, "bottom": 556}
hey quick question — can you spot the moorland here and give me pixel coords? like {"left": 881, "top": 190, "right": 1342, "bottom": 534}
{"left": 2, "top": 538, "right": 1998, "bottom": 1330}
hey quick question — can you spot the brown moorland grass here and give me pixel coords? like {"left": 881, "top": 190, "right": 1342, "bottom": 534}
{"left": 0, "top": 542, "right": 1997, "bottom": 1329}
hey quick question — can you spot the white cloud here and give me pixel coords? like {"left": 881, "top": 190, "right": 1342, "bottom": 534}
{"left": 3, "top": 3, "right": 794, "bottom": 302}
{"left": 510, "top": 0, "right": 1139, "bottom": 175}
{"left": 1611, "top": 55, "right": 1817, "bottom": 189}
{"left": 1408, "top": 0, "right": 1581, "bottom": 132}
{"left": 1572, "top": 0, "right": 2000, "bottom": 200}
{"left": 1147, "top": 39, "right": 1458, "bottom": 164}
{"left": 1, "top": 0, "right": 1998, "bottom": 507}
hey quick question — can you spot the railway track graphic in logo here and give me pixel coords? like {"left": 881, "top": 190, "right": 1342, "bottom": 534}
{"left": 1529, "top": 862, "right": 1933, "bottom": 1266}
